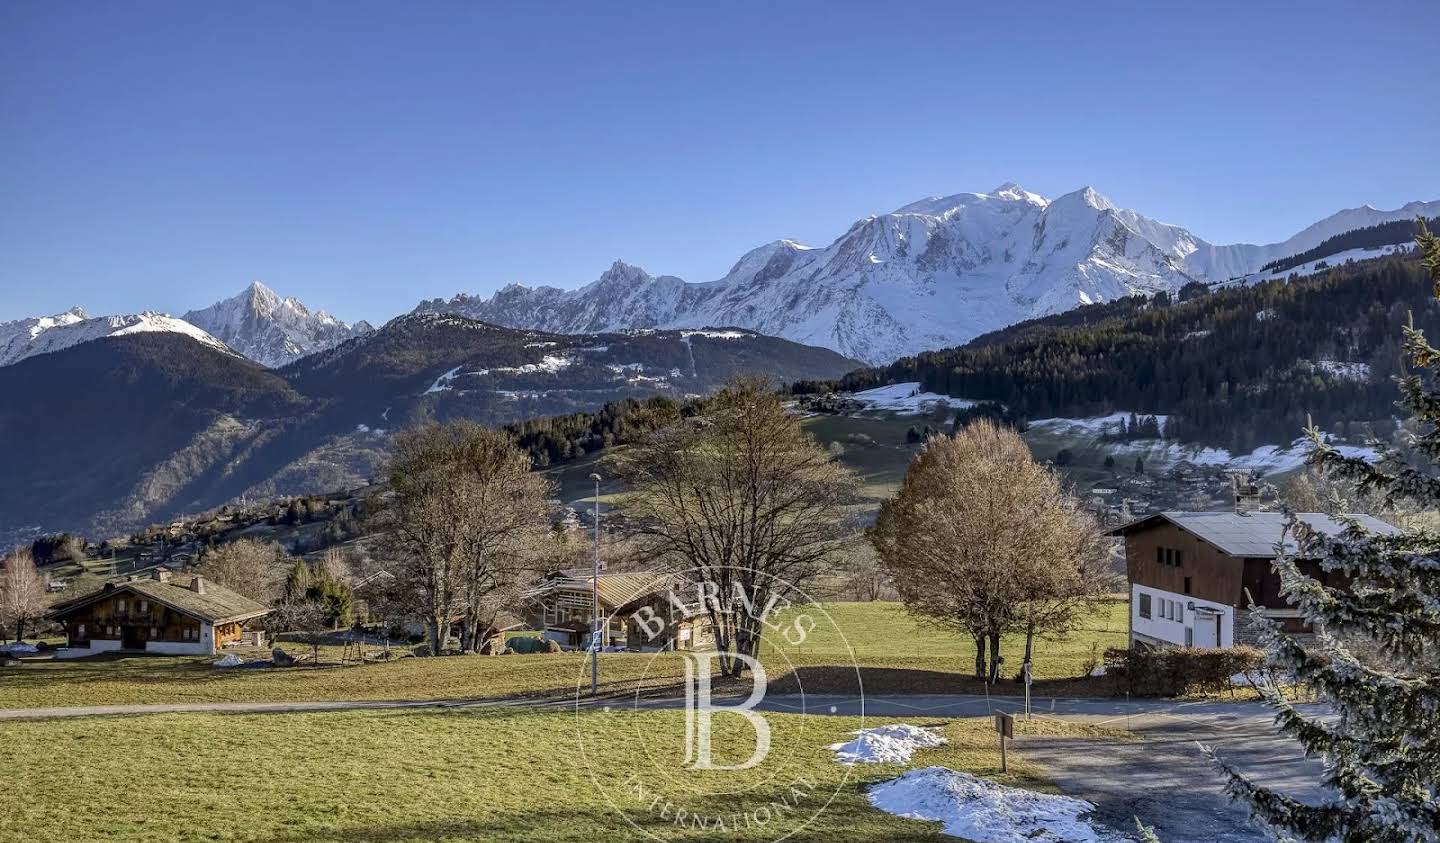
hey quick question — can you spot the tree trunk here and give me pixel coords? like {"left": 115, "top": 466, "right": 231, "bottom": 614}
{"left": 1023, "top": 626, "right": 1035, "bottom": 668}
{"left": 428, "top": 618, "right": 450, "bottom": 655}
{"left": 973, "top": 634, "right": 987, "bottom": 680}
{"left": 987, "top": 632, "right": 1003, "bottom": 684}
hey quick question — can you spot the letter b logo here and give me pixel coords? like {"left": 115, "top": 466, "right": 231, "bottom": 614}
{"left": 682, "top": 653, "right": 771, "bottom": 771}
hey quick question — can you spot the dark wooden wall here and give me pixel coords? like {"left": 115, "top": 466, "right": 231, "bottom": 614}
{"left": 1124, "top": 523, "right": 1247, "bottom": 607}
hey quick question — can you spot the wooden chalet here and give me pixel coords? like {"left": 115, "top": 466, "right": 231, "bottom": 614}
{"left": 521, "top": 569, "right": 714, "bottom": 651}
{"left": 47, "top": 570, "right": 271, "bottom": 657}
{"left": 1108, "top": 510, "right": 1397, "bottom": 650}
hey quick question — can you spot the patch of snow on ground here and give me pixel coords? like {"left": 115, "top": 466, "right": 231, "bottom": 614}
{"left": 424, "top": 366, "right": 462, "bottom": 394}
{"left": 867, "top": 767, "right": 1130, "bottom": 843}
{"left": 1027, "top": 415, "right": 1378, "bottom": 474}
{"left": 852, "top": 383, "right": 976, "bottom": 414}
{"left": 1313, "top": 360, "right": 1370, "bottom": 381}
{"left": 0, "top": 641, "right": 38, "bottom": 654}
{"left": 1028, "top": 412, "right": 1168, "bottom": 438}
{"left": 830, "top": 724, "right": 947, "bottom": 765}
{"left": 214, "top": 653, "right": 244, "bottom": 667}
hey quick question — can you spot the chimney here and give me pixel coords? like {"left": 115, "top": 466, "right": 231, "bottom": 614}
{"left": 152, "top": 569, "right": 172, "bottom": 583}
{"left": 190, "top": 575, "right": 206, "bottom": 595}
{"left": 1230, "top": 472, "right": 1261, "bottom": 515}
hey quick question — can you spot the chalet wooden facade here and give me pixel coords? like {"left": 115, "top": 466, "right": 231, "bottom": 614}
{"left": 47, "top": 571, "right": 270, "bottom": 657}
{"left": 521, "top": 570, "right": 714, "bottom": 651}
{"left": 1108, "top": 511, "right": 1397, "bottom": 649}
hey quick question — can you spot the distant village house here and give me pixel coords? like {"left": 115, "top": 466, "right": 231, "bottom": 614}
{"left": 521, "top": 569, "right": 714, "bottom": 651}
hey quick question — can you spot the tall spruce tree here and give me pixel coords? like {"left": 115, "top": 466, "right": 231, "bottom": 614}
{"left": 1211, "top": 221, "right": 1440, "bottom": 842}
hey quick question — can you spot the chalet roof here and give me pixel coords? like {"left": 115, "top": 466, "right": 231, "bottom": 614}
{"left": 48, "top": 573, "right": 271, "bottom": 625}
{"left": 1107, "top": 511, "right": 1400, "bottom": 557}
{"left": 520, "top": 570, "right": 671, "bottom": 609}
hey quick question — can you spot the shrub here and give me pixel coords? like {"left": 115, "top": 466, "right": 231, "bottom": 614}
{"left": 1104, "top": 645, "right": 1265, "bottom": 696}
{"left": 507, "top": 636, "right": 554, "bottom": 654}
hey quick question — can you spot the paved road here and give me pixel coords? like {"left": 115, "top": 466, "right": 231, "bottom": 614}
{"left": 0, "top": 692, "right": 1321, "bottom": 841}
{"left": 690, "top": 693, "right": 1327, "bottom": 843}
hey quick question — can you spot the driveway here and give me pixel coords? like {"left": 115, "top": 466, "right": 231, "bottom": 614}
{"left": 759, "top": 693, "right": 1325, "bottom": 843}
{"left": 755, "top": 694, "right": 1326, "bottom": 843}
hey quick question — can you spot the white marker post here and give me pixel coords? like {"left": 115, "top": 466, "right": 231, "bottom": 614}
{"left": 1022, "top": 661, "right": 1032, "bottom": 721}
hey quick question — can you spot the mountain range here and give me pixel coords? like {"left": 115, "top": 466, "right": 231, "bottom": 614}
{"left": 4, "top": 186, "right": 1436, "bottom": 371}
{"left": 417, "top": 185, "right": 1440, "bottom": 363}
{"left": 0, "top": 313, "right": 859, "bottom": 539}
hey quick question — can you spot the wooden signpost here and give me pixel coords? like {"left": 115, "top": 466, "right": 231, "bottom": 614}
{"left": 994, "top": 712, "right": 1014, "bottom": 773}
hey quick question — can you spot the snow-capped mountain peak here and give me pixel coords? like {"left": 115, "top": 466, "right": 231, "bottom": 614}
{"left": 183, "top": 282, "right": 372, "bottom": 367}
{"left": 0, "top": 310, "right": 235, "bottom": 367}
{"left": 410, "top": 186, "right": 1440, "bottom": 365}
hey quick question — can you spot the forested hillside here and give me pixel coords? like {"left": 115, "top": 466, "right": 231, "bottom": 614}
{"left": 840, "top": 254, "right": 1433, "bottom": 453}
{"left": 1259, "top": 216, "right": 1435, "bottom": 274}
{"left": 0, "top": 315, "right": 857, "bottom": 539}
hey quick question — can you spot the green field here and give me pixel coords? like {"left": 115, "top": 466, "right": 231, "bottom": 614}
{"left": 800, "top": 413, "right": 924, "bottom": 499}
{"left": 0, "top": 601, "right": 1128, "bottom": 710}
{"left": 0, "top": 706, "right": 1120, "bottom": 842}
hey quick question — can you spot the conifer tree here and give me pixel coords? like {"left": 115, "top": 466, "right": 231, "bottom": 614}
{"left": 1211, "top": 221, "right": 1440, "bottom": 842}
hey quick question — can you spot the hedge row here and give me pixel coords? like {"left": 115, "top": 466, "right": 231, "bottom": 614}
{"left": 1103, "top": 646, "right": 1266, "bottom": 696}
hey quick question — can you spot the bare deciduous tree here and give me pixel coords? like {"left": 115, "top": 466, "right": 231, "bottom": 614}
{"left": 0, "top": 548, "right": 47, "bottom": 642}
{"left": 610, "top": 376, "right": 856, "bottom": 676}
{"left": 195, "top": 538, "right": 289, "bottom": 603}
{"left": 384, "top": 422, "right": 549, "bottom": 653}
{"left": 871, "top": 420, "right": 1111, "bottom": 683}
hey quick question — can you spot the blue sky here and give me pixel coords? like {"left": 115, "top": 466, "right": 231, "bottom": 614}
{"left": 3, "top": 1, "right": 1437, "bottom": 325}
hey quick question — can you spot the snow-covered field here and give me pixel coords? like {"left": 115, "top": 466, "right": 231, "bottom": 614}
{"left": 1026, "top": 414, "right": 1377, "bottom": 475}
{"left": 829, "top": 724, "right": 947, "bottom": 765}
{"left": 867, "top": 767, "right": 1129, "bottom": 843}
{"left": 1027, "top": 413, "right": 1168, "bottom": 438}
{"left": 852, "top": 382, "right": 976, "bottom": 414}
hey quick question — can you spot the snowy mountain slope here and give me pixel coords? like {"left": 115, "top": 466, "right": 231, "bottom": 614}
{"left": 415, "top": 186, "right": 1440, "bottom": 365}
{"left": 0, "top": 310, "right": 235, "bottom": 367}
{"left": 183, "top": 281, "right": 372, "bottom": 367}
{"left": 1177, "top": 199, "right": 1440, "bottom": 281}
{"left": 0, "top": 306, "right": 89, "bottom": 366}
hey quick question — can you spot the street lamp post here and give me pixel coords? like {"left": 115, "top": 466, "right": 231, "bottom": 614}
{"left": 590, "top": 472, "right": 601, "bottom": 695}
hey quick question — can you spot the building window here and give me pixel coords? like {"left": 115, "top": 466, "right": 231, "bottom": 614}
{"left": 1175, "top": 550, "right": 1184, "bottom": 567}
{"left": 140, "top": 600, "right": 148, "bottom": 613}
{"left": 1155, "top": 547, "right": 1164, "bottom": 565}
{"left": 1138, "top": 593, "right": 1152, "bottom": 619}
{"left": 1183, "top": 576, "right": 1192, "bottom": 595}
{"left": 78, "top": 623, "right": 86, "bottom": 638}
{"left": 1185, "top": 627, "right": 1194, "bottom": 646}
{"left": 117, "top": 599, "right": 127, "bottom": 613}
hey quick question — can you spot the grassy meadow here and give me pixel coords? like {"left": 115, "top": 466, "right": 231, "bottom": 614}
{"left": 0, "top": 601, "right": 1128, "bottom": 710}
{"left": 0, "top": 706, "right": 1123, "bottom": 843}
